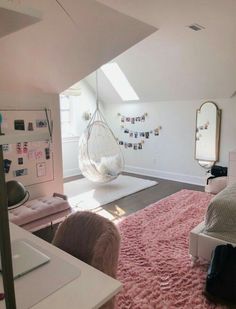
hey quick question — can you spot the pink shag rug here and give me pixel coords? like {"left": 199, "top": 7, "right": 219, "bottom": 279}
{"left": 116, "top": 189, "right": 224, "bottom": 309}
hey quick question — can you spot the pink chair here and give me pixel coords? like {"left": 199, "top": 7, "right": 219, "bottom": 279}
{"left": 52, "top": 211, "right": 120, "bottom": 309}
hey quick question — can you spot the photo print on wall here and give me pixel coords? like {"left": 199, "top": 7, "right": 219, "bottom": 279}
{"left": 28, "top": 122, "right": 34, "bottom": 131}
{"left": 18, "top": 158, "right": 23, "bottom": 165}
{"left": 36, "top": 119, "right": 48, "bottom": 128}
{"left": 16, "top": 143, "right": 22, "bottom": 155}
{"left": 13, "top": 168, "right": 28, "bottom": 177}
{"left": 4, "top": 159, "right": 12, "bottom": 174}
{"left": 2, "top": 144, "right": 11, "bottom": 153}
{"left": 14, "top": 120, "right": 25, "bottom": 130}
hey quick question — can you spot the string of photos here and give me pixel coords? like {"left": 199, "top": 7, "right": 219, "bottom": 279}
{"left": 121, "top": 126, "right": 162, "bottom": 138}
{"left": 117, "top": 112, "right": 162, "bottom": 150}
{"left": 118, "top": 112, "right": 148, "bottom": 124}
{"left": 118, "top": 139, "right": 144, "bottom": 150}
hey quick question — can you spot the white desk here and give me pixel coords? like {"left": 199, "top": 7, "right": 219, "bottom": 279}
{"left": 0, "top": 223, "right": 122, "bottom": 309}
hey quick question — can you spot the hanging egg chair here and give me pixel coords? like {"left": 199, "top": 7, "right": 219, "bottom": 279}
{"left": 78, "top": 73, "right": 124, "bottom": 183}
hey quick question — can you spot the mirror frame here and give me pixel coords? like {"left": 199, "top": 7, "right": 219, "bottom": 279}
{"left": 194, "top": 101, "right": 221, "bottom": 168}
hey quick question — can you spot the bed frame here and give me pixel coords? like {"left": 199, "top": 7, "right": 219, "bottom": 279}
{"left": 189, "top": 221, "right": 236, "bottom": 263}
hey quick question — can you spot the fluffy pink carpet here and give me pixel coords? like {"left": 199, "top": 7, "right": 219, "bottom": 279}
{"left": 116, "top": 189, "right": 224, "bottom": 309}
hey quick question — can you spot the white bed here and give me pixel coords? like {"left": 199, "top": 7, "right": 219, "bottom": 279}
{"left": 189, "top": 181, "right": 236, "bottom": 262}
{"left": 189, "top": 221, "right": 236, "bottom": 262}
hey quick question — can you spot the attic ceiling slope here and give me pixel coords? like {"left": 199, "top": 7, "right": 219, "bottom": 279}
{"left": 0, "top": 0, "right": 157, "bottom": 94}
{"left": 96, "top": 0, "right": 236, "bottom": 101}
{"left": 0, "top": 0, "right": 41, "bottom": 38}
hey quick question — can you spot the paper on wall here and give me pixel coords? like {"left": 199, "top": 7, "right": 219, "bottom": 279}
{"left": 28, "top": 149, "right": 36, "bottom": 160}
{"left": 36, "top": 162, "right": 46, "bottom": 177}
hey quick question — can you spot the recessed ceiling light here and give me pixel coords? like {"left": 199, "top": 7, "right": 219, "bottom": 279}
{"left": 101, "top": 62, "right": 139, "bottom": 101}
{"left": 188, "top": 23, "right": 205, "bottom": 31}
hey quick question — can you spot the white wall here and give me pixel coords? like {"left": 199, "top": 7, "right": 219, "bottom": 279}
{"left": 103, "top": 98, "right": 236, "bottom": 185}
{"left": 0, "top": 92, "right": 63, "bottom": 199}
{"left": 61, "top": 81, "right": 97, "bottom": 178}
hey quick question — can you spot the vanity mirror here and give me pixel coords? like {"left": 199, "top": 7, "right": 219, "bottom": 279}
{"left": 195, "top": 101, "right": 221, "bottom": 168}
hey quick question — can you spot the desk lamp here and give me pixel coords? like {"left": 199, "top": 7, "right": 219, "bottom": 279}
{"left": 7, "top": 180, "right": 29, "bottom": 210}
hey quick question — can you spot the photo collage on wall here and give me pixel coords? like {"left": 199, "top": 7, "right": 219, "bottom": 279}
{"left": 0, "top": 110, "right": 54, "bottom": 186}
{"left": 117, "top": 113, "right": 162, "bottom": 150}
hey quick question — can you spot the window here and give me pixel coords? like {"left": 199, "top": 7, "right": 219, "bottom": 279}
{"left": 101, "top": 62, "right": 139, "bottom": 101}
{"left": 60, "top": 95, "right": 75, "bottom": 138}
{"left": 60, "top": 95, "right": 71, "bottom": 123}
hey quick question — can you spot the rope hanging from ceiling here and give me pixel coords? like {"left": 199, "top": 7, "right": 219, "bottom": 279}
{"left": 54, "top": 1, "right": 124, "bottom": 183}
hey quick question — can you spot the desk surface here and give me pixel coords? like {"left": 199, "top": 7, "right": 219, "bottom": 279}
{"left": 0, "top": 223, "right": 122, "bottom": 309}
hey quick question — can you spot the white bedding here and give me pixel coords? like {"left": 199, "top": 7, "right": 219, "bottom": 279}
{"left": 190, "top": 182, "right": 236, "bottom": 261}
{"left": 205, "top": 182, "right": 236, "bottom": 233}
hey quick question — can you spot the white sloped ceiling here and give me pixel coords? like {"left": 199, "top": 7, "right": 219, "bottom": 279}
{"left": 91, "top": 0, "right": 236, "bottom": 102}
{"left": 0, "top": 0, "right": 157, "bottom": 94}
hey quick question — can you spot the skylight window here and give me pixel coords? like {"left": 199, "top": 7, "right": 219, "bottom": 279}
{"left": 101, "top": 62, "right": 139, "bottom": 101}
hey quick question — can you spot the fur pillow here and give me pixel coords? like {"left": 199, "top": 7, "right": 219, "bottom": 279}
{"left": 96, "top": 155, "right": 122, "bottom": 176}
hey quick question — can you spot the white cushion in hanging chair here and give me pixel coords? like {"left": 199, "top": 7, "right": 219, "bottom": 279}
{"left": 95, "top": 154, "right": 122, "bottom": 177}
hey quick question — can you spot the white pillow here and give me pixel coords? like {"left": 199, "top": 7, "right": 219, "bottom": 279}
{"left": 96, "top": 155, "right": 122, "bottom": 176}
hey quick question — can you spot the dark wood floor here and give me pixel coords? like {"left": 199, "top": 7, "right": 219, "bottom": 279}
{"left": 102, "top": 172, "right": 203, "bottom": 217}
{"left": 34, "top": 172, "right": 204, "bottom": 242}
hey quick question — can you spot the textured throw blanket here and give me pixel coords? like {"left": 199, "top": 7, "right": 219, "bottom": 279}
{"left": 205, "top": 182, "right": 236, "bottom": 242}
{"left": 116, "top": 189, "right": 225, "bottom": 309}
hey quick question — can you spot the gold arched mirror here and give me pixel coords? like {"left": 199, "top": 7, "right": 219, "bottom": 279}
{"left": 195, "top": 101, "right": 221, "bottom": 168}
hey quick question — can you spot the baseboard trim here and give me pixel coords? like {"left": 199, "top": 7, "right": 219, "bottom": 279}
{"left": 63, "top": 168, "right": 81, "bottom": 178}
{"left": 63, "top": 165, "right": 205, "bottom": 186}
{"left": 124, "top": 165, "right": 205, "bottom": 186}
